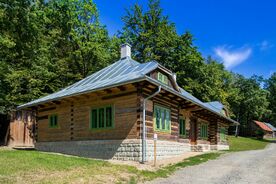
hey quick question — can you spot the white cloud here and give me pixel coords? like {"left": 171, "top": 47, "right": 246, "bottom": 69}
{"left": 214, "top": 46, "right": 252, "bottom": 69}
{"left": 259, "top": 40, "right": 274, "bottom": 51}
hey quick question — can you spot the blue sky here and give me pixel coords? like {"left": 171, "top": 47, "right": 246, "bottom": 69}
{"left": 94, "top": 0, "right": 275, "bottom": 78}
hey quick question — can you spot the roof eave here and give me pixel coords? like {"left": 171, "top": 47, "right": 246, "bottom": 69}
{"left": 144, "top": 76, "right": 239, "bottom": 125}
{"left": 17, "top": 76, "right": 147, "bottom": 110}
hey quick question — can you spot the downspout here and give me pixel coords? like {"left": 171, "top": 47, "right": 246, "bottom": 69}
{"left": 142, "top": 86, "right": 161, "bottom": 163}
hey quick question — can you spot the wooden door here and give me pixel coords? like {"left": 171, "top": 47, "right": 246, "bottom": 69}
{"left": 190, "top": 119, "right": 197, "bottom": 145}
{"left": 8, "top": 111, "right": 35, "bottom": 147}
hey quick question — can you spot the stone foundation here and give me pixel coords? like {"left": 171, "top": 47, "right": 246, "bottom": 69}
{"left": 145, "top": 140, "right": 191, "bottom": 161}
{"left": 35, "top": 139, "right": 191, "bottom": 162}
{"left": 216, "top": 144, "right": 230, "bottom": 150}
{"left": 36, "top": 139, "right": 142, "bottom": 161}
{"left": 191, "top": 144, "right": 211, "bottom": 152}
{"left": 192, "top": 144, "right": 229, "bottom": 152}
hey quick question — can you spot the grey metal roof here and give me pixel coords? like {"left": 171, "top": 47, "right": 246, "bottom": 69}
{"left": 204, "top": 101, "right": 224, "bottom": 114}
{"left": 18, "top": 57, "right": 158, "bottom": 108}
{"left": 18, "top": 57, "right": 238, "bottom": 124}
{"left": 265, "top": 123, "right": 276, "bottom": 131}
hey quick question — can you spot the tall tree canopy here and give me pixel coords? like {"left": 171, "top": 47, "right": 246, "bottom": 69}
{"left": 120, "top": 0, "right": 206, "bottom": 99}
{"left": 0, "top": 0, "right": 119, "bottom": 113}
{"left": 265, "top": 72, "right": 276, "bottom": 126}
{"left": 0, "top": 0, "right": 274, "bottom": 135}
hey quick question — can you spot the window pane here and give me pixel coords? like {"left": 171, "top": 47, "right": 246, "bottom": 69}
{"left": 50, "top": 116, "right": 53, "bottom": 127}
{"left": 99, "top": 108, "right": 105, "bottom": 128}
{"left": 155, "top": 108, "right": 160, "bottom": 129}
{"left": 91, "top": 109, "right": 98, "bottom": 128}
{"left": 158, "top": 73, "right": 161, "bottom": 81}
{"left": 201, "top": 124, "right": 207, "bottom": 138}
{"left": 179, "top": 119, "right": 183, "bottom": 135}
{"left": 183, "top": 119, "right": 185, "bottom": 135}
{"left": 164, "top": 75, "right": 168, "bottom": 84}
{"left": 161, "top": 109, "right": 165, "bottom": 129}
{"left": 166, "top": 110, "right": 170, "bottom": 130}
{"left": 106, "top": 107, "right": 112, "bottom": 127}
{"left": 54, "top": 115, "right": 58, "bottom": 126}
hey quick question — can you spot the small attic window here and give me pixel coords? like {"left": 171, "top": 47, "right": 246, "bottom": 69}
{"left": 157, "top": 72, "right": 168, "bottom": 85}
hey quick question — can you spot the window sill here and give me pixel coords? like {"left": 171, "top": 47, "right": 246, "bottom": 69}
{"left": 179, "top": 135, "right": 187, "bottom": 138}
{"left": 90, "top": 127, "right": 114, "bottom": 131}
{"left": 49, "top": 126, "right": 59, "bottom": 129}
{"left": 154, "top": 129, "right": 171, "bottom": 133}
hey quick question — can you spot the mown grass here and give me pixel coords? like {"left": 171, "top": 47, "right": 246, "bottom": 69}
{"left": 0, "top": 149, "right": 221, "bottom": 184}
{"left": 228, "top": 136, "right": 272, "bottom": 151}
{"left": 1, "top": 136, "right": 272, "bottom": 183}
{"left": 137, "top": 152, "right": 222, "bottom": 181}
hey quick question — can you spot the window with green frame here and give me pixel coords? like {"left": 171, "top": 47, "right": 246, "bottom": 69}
{"left": 154, "top": 105, "right": 170, "bottom": 132}
{"left": 220, "top": 128, "right": 226, "bottom": 141}
{"left": 157, "top": 72, "right": 168, "bottom": 85}
{"left": 90, "top": 105, "right": 114, "bottom": 129}
{"left": 200, "top": 123, "right": 208, "bottom": 139}
{"left": 49, "top": 114, "right": 58, "bottom": 128}
{"left": 179, "top": 117, "right": 186, "bottom": 136}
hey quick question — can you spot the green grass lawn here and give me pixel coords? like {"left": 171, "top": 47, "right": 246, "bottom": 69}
{"left": 0, "top": 136, "right": 273, "bottom": 183}
{"left": 0, "top": 149, "right": 221, "bottom": 184}
{"left": 228, "top": 136, "right": 272, "bottom": 151}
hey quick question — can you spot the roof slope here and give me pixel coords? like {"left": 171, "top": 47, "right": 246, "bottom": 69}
{"left": 18, "top": 57, "right": 238, "bottom": 124}
{"left": 254, "top": 120, "right": 272, "bottom": 132}
{"left": 264, "top": 123, "right": 276, "bottom": 131}
{"left": 19, "top": 58, "right": 158, "bottom": 108}
{"left": 204, "top": 101, "right": 224, "bottom": 115}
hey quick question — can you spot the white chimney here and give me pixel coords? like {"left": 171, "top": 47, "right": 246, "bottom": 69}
{"left": 173, "top": 73, "right": 177, "bottom": 81}
{"left": 120, "top": 43, "right": 131, "bottom": 59}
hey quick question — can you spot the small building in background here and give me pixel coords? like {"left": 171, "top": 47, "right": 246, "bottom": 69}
{"left": 264, "top": 123, "right": 276, "bottom": 138}
{"left": 251, "top": 120, "right": 274, "bottom": 138}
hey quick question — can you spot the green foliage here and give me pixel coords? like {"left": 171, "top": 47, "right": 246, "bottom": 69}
{"left": 0, "top": 0, "right": 118, "bottom": 113}
{"left": 228, "top": 75, "right": 270, "bottom": 129}
{"left": 255, "top": 130, "right": 265, "bottom": 139}
{"left": 265, "top": 72, "right": 276, "bottom": 126}
{"left": 119, "top": 0, "right": 272, "bottom": 132}
{"left": 0, "top": 0, "right": 274, "bottom": 134}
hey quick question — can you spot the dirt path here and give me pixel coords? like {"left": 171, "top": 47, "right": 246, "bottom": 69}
{"left": 149, "top": 143, "right": 276, "bottom": 184}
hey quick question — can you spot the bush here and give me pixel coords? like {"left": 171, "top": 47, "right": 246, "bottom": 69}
{"left": 255, "top": 130, "right": 264, "bottom": 139}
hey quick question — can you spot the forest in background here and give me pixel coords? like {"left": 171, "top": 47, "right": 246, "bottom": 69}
{"left": 1, "top": 0, "right": 276, "bottom": 133}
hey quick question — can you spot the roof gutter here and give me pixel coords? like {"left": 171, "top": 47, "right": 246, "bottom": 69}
{"left": 142, "top": 85, "right": 161, "bottom": 163}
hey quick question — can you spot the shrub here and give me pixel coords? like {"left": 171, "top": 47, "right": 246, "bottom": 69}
{"left": 255, "top": 129, "right": 264, "bottom": 139}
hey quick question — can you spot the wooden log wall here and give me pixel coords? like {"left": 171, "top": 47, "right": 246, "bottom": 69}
{"left": 208, "top": 121, "right": 218, "bottom": 145}
{"left": 196, "top": 118, "right": 210, "bottom": 144}
{"left": 137, "top": 84, "right": 181, "bottom": 141}
{"left": 218, "top": 121, "right": 229, "bottom": 144}
{"left": 36, "top": 84, "right": 139, "bottom": 142}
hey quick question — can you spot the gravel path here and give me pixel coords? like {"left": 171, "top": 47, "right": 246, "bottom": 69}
{"left": 149, "top": 143, "right": 276, "bottom": 184}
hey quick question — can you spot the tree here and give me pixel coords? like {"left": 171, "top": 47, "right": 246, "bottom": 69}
{"left": 0, "top": 0, "right": 46, "bottom": 110}
{"left": 120, "top": 0, "right": 204, "bottom": 97}
{"left": 0, "top": 0, "right": 119, "bottom": 112}
{"left": 44, "top": 0, "right": 117, "bottom": 83}
{"left": 228, "top": 75, "right": 270, "bottom": 134}
{"left": 265, "top": 72, "right": 276, "bottom": 126}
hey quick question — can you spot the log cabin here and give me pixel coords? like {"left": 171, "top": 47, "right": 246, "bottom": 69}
{"left": 11, "top": 43, "right": 239, "bottom": 162}
{"left": 250, "top": 120, "right": 275, "bottom": 138}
